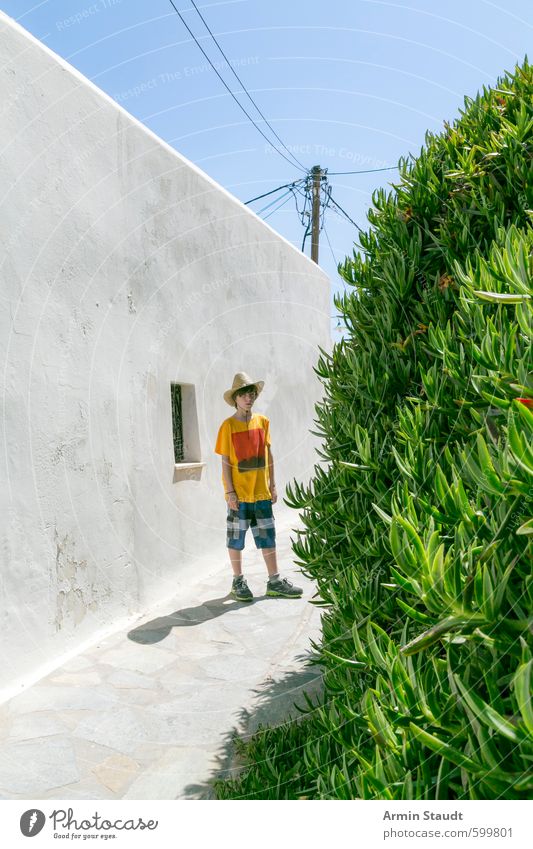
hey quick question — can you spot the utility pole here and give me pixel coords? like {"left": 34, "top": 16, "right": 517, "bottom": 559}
{"left": 310, "top": 165, "right": 322, "bottom": 264}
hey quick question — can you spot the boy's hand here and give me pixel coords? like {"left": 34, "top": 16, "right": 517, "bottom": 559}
{"left": 228, "top": 493, "right": 239, "bottom": 510}
{"left": 271, "top": 485, "right": 277, "bottom": 505}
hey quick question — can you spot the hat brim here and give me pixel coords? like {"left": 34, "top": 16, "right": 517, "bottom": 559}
{"left": 224, "top": 380, "right": 264, "bottom": 407}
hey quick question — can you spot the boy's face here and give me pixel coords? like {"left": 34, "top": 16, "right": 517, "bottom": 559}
{"left": 234, "top": 385, "right": 257, "bottom": 414}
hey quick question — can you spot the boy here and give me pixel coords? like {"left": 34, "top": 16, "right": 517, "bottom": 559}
{"left": 214, "top": 371, "right": 303, "bottom": 602}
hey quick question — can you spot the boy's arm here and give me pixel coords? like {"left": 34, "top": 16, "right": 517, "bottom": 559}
{"left": 268, "top": 447, "right": 276, "bottom": 491}
{"left": 221, "top": 455, "right": 235, "bottom": 497}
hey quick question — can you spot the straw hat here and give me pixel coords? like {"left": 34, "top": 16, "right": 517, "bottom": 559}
{"left": 223, "top": 371, "right": 265, "bottom": 407}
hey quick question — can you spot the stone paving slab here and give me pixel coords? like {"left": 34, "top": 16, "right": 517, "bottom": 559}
{"left": 0, "top": 510, "right": 324, "bottom": 799}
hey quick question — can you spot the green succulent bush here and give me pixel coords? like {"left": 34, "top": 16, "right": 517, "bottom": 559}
{"left": 214, "top": 59, "right": 533, "bottom": 800}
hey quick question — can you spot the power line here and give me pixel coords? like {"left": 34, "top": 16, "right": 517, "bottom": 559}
{"left": 263, "top": 191, "right": 295, "bottom": 221}
{"left": 301, "top": 220, "right": 311, "bottom": 252}
{"left": 244, "top": 168, "right": 397, "bottom": 208}
{"left": 327, "top": 166, "right": 398, "bottom": 175}
{"left": 323, "top": 223, "right": 338, "bottom": 267}
{"left": 256, "top": 187, "right": 294, "bottom": 216}
{"left": 290, "top": 183, "right": 308, "bottom": 221}
{"left": 327, "top": 192, "right": 364, "bottom": 233}
{"left": 320, "top": 181, "right": 332, "bottom": 231}
{"left": 244, "top": 179, "right": 305, "bottom": 206}
{"left": 189, "top": 0, "right": 307, "bottom": 173}
{"left": 246, "top": 170, "right": 366, "bottom": 262}
{"left": 166, "top": 0, "right": 307, "bottom": 173}
{"left": 291, "top": 181, "right": 311, "bottom": 226}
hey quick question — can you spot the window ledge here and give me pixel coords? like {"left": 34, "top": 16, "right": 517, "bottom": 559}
{"left": 173, "top": 461, "right": 206, "bottom": 483}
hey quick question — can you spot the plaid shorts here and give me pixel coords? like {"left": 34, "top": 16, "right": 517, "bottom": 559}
{"left": 226, "top": 499, "right": 276, "bottom": 550}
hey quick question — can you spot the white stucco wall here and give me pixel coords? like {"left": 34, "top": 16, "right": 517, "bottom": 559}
{"left": 0, "top": 12, "right": 331, "bottom": 698}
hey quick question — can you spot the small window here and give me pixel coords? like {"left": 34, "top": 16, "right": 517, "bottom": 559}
{"left": 170, "top": 383, "right": 204, "bottom": 481}
{"left": 170, "top": 384, "right": 184, "bottom": 462}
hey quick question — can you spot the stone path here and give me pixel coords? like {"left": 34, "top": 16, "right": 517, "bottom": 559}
{"left": 0, "top": 511, "right": 323, "bottom": 799}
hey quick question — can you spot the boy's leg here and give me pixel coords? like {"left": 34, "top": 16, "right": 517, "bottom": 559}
{"left": 260, "top": 547, "right": 278, "bottom": 577}
{"left": 228, "top": 548, "right": 243, "bottom": 576}
{"left": 252, "top": 501, "right": 303, "bottom": 598}
{"left": 226, "top": 501, "right": 250, "bottom": 556}
{"left": 250, "top": 500, "right": 278, "bottom": 576}
{"left": 226, "top": 501, "right": 250, "bottom": 574}
{"left": 250, "top": 499, "right": 278, "bottom": 564}
{"left": 227, "top": 503, "right": 253, "bottom": 602}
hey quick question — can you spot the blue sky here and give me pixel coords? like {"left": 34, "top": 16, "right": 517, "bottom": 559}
{"left": 3, "top": 0, "right": 532, "bottom": 334}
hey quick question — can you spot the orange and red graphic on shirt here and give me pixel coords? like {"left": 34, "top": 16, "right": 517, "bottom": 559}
{"left": 232, "top": 427, "right": 266, "bottom": 472}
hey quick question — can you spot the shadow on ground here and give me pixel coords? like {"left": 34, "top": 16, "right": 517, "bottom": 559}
{"left": 179, "top": 651, "right": 324, "bottom": 800}
{"left": 126, "top": 596, "right": 251, "bottom": 643}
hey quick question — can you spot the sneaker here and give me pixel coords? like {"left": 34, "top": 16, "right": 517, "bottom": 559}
{"left": 230, "top": 575, "right": 253, "bottom": 602}
{"left": 266, "top": 576, "right": 303, "bottom": 598}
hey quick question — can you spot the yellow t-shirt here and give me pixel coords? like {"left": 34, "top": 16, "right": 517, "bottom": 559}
{"left": 214, "top": 413, "right": 272, "bottom": 503}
